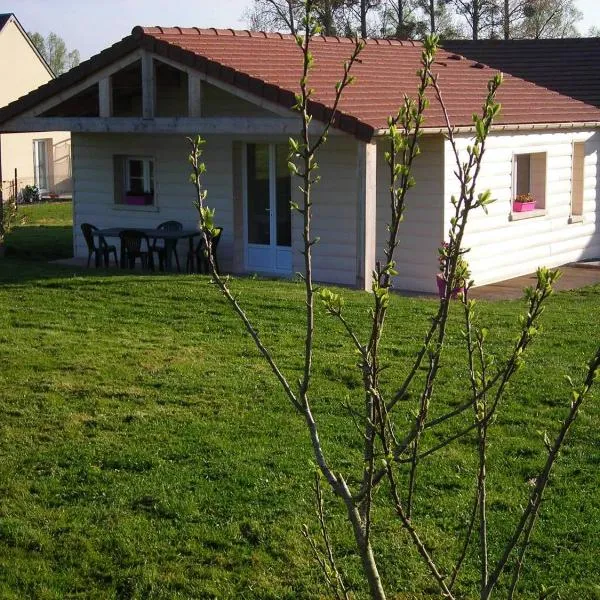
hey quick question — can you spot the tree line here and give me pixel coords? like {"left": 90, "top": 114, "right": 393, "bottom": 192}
{"left": 243, "top": 0, "right": 584, "bottom": 40}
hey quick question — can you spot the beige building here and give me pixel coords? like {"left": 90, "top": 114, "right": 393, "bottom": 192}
{"left": 0, "top": 13, "right": 71, "bottom": 199}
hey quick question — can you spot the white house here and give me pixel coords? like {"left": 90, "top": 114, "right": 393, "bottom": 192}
{"left": 0, "top": 26, "right": 598, "bottom": 292}
{"left": 0, "top": 13, "right": 71, "bottom": 198}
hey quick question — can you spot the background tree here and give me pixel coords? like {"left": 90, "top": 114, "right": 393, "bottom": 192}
{"left": 417, "top": 0, "right": 463, "bottom": 36}
{"left": 28, "top": 31, "right": 80, "bottom": 76}
{"left": 520, "top": 0, "right": 582, "bottom": 38}
{"left": 378, "top": 0, "right": 422, "bottom": 38}
{"left": 498, "top": 0, "right": 530, "bottom": 39}
{"left": 244, "top": 0, "right": 382, "bottom": 36}
{"left": 448, "top": 0, "right": 498, "bottom": 39}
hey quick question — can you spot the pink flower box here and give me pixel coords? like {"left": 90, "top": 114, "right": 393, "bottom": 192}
{"left": 125, "top": 194, "right": 153, "bottom": 206}
{"left": 512, "top": 200, "right": 536, "bottom": 212}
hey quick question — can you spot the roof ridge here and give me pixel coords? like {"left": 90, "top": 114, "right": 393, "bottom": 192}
{"left": 132, "top": 25, "right": 423, "bottom": 46}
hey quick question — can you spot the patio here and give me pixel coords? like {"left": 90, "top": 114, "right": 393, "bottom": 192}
{"left": 470, "top": 262, "right": 600, "bottom": 300}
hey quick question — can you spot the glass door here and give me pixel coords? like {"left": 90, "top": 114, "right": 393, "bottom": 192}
{"left": 245, "top": 143, "right": 292, "bottom": 274}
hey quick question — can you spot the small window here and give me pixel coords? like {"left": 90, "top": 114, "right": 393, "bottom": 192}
{"left": 571, "top": 142, "right": 585, "bottom": 219}
{"left": 513, "top": 152, "right": 546, "bottom": 211}
{"left": 114, "top": 156, "right": 155, "bottom": 206}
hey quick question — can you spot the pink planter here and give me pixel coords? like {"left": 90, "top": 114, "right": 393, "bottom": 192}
{"left": 125, "top": 194, "right": 153, "bottom": 206}
{"left": 512, "top": 200, "right": 536, "bottom": 212}
{"left": 436, "top": 274, "right": 464, "bottom": 299}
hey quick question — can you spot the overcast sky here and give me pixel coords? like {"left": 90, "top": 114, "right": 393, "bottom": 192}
{"left": 3, "top": 0, "right": 600, "bottom": 61}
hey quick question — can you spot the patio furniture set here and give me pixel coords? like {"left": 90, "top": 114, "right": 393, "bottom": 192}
{"left": 81, "top": 222, "right": 222, "bottom": 274}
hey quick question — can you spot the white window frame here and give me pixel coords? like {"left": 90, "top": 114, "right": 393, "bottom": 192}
{"left": 125, "top": 156, "right": 154, "bottom": 196}
{"left": 510, "top": 150, "right": 548, "bottom": 220}
{"left": 33, "top": 138, "right": 50, "bottom": 192}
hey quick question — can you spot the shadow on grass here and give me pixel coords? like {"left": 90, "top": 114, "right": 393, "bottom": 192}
{"left": 5, "top": 225, "right": 72, "bottom": 261}
{"left": 0, "top": 257, "right": 192, "bottom": 286}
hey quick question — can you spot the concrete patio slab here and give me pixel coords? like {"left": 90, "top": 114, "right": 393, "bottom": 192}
{"left": 470, "top": 263, "right": 600, "bottom": 300}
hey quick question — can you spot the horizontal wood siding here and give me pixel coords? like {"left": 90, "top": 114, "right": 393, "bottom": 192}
{"left": 446, "top": 130, "right": 600, "bottom": 287}
{"left": 72, "top": 133, "right": 234, "bottom": 269}
{"left": 291, "top": 136, "right": 359, "bottom": 285}
{"left": 376, "top": 135, "right": 445, "bottom": 293}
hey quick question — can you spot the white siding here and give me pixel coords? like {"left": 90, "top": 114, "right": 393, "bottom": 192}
{"left": 72, "top": 133, "right": 235, "bottom": 270}
{"left": 376, "top": 135, "right": 446, "bottom": 293}
{"left": 292, "top": 136, "right": 360, "bottom": 286}
{"left": 72, "top": 132, "right": 360, "bottom": 285}
{"left": 445, "top": 130, "right": 600, "bottom": 287}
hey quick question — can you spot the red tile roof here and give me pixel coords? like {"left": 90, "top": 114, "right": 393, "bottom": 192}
{"left": 137, "top": 27, "right": 600, "bottom": 137}
{"left": 1, "top": 26, "right": 600, "bottom": 141}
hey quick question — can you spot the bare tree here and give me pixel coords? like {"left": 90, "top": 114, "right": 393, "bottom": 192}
{"left": 416, "top": 0, "right": 463, "bottom": 37}
{"left": 195, "top": 1, "right": 600, "bottom": 597}
{"left": 448, "top": 0, "right": 499, "bottom": 39}
{"left": 499, "top": 0, "right": 530, "bottom": 39}
{"left": 520, "top": 0, "right": 582, "bottom": 38}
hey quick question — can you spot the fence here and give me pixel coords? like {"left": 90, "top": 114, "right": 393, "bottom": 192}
{"left": 0, "top": 170, "right": 70, "bottom": 204}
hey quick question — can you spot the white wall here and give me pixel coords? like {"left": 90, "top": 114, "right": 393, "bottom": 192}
{"left": 73, "top": 131, "right": 363, "bottom": 285}
{"left": 292, "top": 135, "right": 360, "bottom": 286}
{"left": 72, "top": 133, "right": 234, "bottom": 269}
{"left": 446, "top": 129, "right": 600, "bottom": 286}
{"left": 375, "top": 135, "right": 446, "bottom": 293}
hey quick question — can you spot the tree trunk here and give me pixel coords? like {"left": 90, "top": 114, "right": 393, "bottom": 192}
{"left": 430, "top": 0, "right": 435, "bottom": 34}
{"left": 345, "top": 499, "right": 387, "bottom": 600}
{"left": 473, "top": 0, "right": 480, "bottom": 40}
{"left": 395, "top": 0, "right": 406, "bottom": 38}
{"left": 361, "top": 0, "right": 368, "bottom": 37}
{"left": 504, "top": 0, "right": 510, "bottom": 39}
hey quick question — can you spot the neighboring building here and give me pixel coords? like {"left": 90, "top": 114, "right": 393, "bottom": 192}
{"left": 0, "top": 27, "right": 598, "bottom": 292}
{"left": 442, "top": 38, "right": 600, "bottom": 109}
{"left": 0, "top": 13, "right": 71, "bottom": 198}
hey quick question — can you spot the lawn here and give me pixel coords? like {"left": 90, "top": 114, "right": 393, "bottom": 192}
{"left": 4, "top": 201, "right": 72, "bottom": 260}
{"left": 0, "top": 203, "right": 599, "bottom": 599}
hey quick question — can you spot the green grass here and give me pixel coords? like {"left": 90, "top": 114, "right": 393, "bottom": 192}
{"left": 0, "top": 203, "right": 599, "bottom": 599}
{"left": 4, "top": 201, "right": 72, "bottom": 260}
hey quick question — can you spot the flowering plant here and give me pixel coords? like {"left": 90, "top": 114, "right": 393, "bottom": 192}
{"left": 438, "top": 241, "right": 470, "bottom": 288}
{"left": 514, "top": 192, "right": 534, "bottom": 203}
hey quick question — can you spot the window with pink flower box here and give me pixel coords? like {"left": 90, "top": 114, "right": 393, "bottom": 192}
{"left": 113, "top": 155, "right": 155, "bottom": 206}
{"left": 512, "top": 152, "right": 547, "bottom": 213}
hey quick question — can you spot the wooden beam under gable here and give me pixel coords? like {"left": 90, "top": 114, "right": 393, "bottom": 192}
{"left": 0, "top": 116, "right": 304, "bottom": 135}
{"left": 98, "top": 77, "right": 112, "bottom": 117}
{"left": 141, "top": 51, "right": 155, "bottom": 118}
{"left": 149, "top": 52, "right": 296, "bottom": 120}
{"left": 188, "top": 72, "right": 202, "bottom": 118}
{"left": 15, "top": 50, "right": 143, "bottom": 120}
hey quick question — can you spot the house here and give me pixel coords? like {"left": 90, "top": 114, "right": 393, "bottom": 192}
{"left": 0, "top": 26, "right": 598, "bottom": 292}
{"left": 0, "top": 13, "right": 71, "bottom": 199}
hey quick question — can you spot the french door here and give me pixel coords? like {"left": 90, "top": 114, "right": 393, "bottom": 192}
{"left": 244, "top": 143, "right": 292, "bottom": 274}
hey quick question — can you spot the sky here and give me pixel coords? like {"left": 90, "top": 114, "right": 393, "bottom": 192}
{"left": 3, "top": 0, "right": 600, "bottom": 61}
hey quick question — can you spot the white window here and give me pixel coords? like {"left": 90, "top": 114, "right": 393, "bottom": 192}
{"left": 512, "top": 152, "right": 547, "bottom": 210}
{"left": 571, "top": 142, "right": 585, "bottom": 220}
{"left": 114, "top": 156, "right": 155, "bottom": 206}
{"left": 126, "top": 157, "right": 154, "bottom": 196}
{"left": 33, "top": 139, "right": 49, "bottom": 191}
